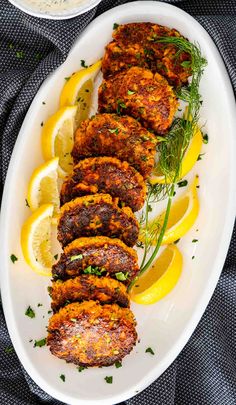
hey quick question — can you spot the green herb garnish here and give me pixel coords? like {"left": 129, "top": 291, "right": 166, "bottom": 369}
{"left": 127, "top": 89, "right": 136, "bottom": 95}
{"left": 115, "top": 361, "right": 122, "bottom": 368}
{"left": 70, "top": 254, "right": 83, "bottom": 261}
{"left": 145, "top": 347, "right": 155, "bottom": 355}
{"left": 104, "top": 376, "right": 113, "bottom": 384}
{"left": 115, "top": 272, "right": 128, "bottom": 281}
{"left": 202, "top": 134, "right": 209, "bottom": 144}
{"left": 192, "top": 239, "right": 198, "bottom": 243}
{"left": 113, "top": 23, "right": 119, "bottom": 30}
{"left": 77, "top": 366, "right": 87, "bottom": 372}
{"left": 177, "top": 180, "right": 188, "bottom": 188}
{"left": 54, "top": 254, "right": 58, "bottom": 260}
{"left": 10, "top": 254, "right": 18, "bottom": 264}
{"left": 34, "top": 338, "right": 46, "bottom": 347}
{"left": 80, "top": 60, "right": 88, "bottom": 68}
{"left": 108, "top": 128, "right": 119, "bottom": 135}
{"left": 60, "top": 374, "right": 65, "bottom": 382}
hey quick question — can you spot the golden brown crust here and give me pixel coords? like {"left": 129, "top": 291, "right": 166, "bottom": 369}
{"left": 72, "top": 113, "right": 157, "bottom": 178}
{"left": 98, "top": 66, "right": 178, "bottom": 134}
{"left": 47, "top": 301, "right": 137, "bottom": 367}
{"left": 52, "top": 236, "right": 139, "bottom": 283}
{"left": 50, "top": 274, "right": 130, "bottom": 312}
{"left": 58, "top": 194, "right": 139, "bottom": 247}
{"left": 60, "top": 156, "right": 146, "bottom": 211}
{"left": 102, "top": 22, "right": 191, "bottom": 87}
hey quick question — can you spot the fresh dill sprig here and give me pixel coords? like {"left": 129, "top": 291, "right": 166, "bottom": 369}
{"left": 130, "top": 37, "right": 207, "bottom": 287}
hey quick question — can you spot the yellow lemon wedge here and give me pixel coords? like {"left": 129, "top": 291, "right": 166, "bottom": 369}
{"left": 60, "top": 60, "right": 101, "bottom": 127}
{"left": 150, "top": 125, "right": 203, "bottom": 184}
{"left": 41, "top": 106, "right": 77, "bottom": 178}
{"left": 27, "top": 157, "right": 60, "bottom": 219}
{"left": 21, "top": 204, "right": 53, "bottom": 276}
{"left": 131, "top": 245, "right": 183, "bottom": 305}
{"left": 139, "top": 176, "right": 199, "bottom": 245}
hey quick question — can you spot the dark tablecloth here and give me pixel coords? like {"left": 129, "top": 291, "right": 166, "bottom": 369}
{"left": 0, "top": 0, "right": 236, "bottom": 404}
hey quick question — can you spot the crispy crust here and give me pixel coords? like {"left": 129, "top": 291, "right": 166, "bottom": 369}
{"left": 98, "top": 66, "right": 178, "bottom": 134}
{"left": 102, "top": 22, "right": 191, "bottom": 87}
{"left": 47, "top": 301, "right": 137, "bottom": 367}
{"left": 52, "top": 236, "right": 139, "bottom": 283}
{"left": 50, "top": 274, "right": 130, "bottom": 312}
{"left": 72, "top": 113, "right": 157, "bottom": 179}
{"left": 60, "top": 156, "right": 146, "bottom": 211}
{"left": 58, "top": 194, "right": 139, "bottom": 247}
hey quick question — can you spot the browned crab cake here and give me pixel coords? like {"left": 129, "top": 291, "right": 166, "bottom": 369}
{"left": 72, "top": 113, "right": 157, "bottom": 179}
{"left": 60, "top": 156, "right": 147, "bottom": 211}
{"left": 52, "top": 236, "right": 139, "bottom": 284}
{"left": 50, "top": 274, "right": 130, "bottom": 312}
{"left": 98, "top": 66, "right": 178, "bottom": 134}
{"left": 102, "top": 22, "right": 191, "bottom": 87}
{"left": 57, "top": 194, "right": 139, "bottom": 247}
{"left": 47, "top": 301, "right": 137, "bottom": 367}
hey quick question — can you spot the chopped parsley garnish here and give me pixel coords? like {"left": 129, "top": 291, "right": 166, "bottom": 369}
{"left": 127, "top": 89, "right": 136, "bottom": 95}
{"left": 192, "top": 256, "right": 195, "bottom": 259}
{"left": 80, "top": 60, "right": 88, "bottom": 68}
{"left": 70, "top": 254, "right": 83, "bottom": 261}
{"left": 180, "top": 60, "right": 191, "bottom": 68}
{"left": 37, "top": 303, "right": 43, "bottom": 307}
{"left": 5, "top": 346, "right": 14, "bottom": 354}
{"left": 48, "top": 310, "right": 52, "bottom": 314}
{"left": 145, "top": 347, "right": 155, "bottom": 355}
{"left": 113, "top": 23, "right": 119, "bottom": 30}
{"left": 177, "top": 180, "right": 188, "bottom": 188}
{"left": 115, "top": 272, "right": 128, "bottom": 281}
{"left": 147, "top": 204, "right": 152, "bottom": 212}
{"left": 34, "top": 338, "right": 46, "bottom": 347}
{"left": 197, "top": 153, "right": 204, "bottom": 161}
{"left": 202, "top": 134, "right": 209, "bottom": 144}
{"left": 141, "top": 155, "right": 148, "bottom": 162}
{"left": 10, "top": 254, "right": 18, "bottom": 264}
{"left": 60, "top": 374, "right": 65, "bottom": 382}
{"left": 54, "top": 254, "right": 58, "bottom": 260}
{"left": 115, "top": 361, "right": 122, "bottom": 368}
{"left": 108, "top": 128, "right": 119, "bottom": 135}
{"left": 64, "top": 76, "right": 71, "bottom": 81}
{"left": 136, "top": 241, "right": 144, "bottom": 249}
{"left": 83, "top": 266, "right": 106, "bottom": 276}
{"left": 192, "top": 239, "right": 198, "bottom": 243}
{"left": 25, "top": 198, "right": 30, "bottom": 207}
{"left": 77, "top": 365, "right": 87, "bottom": 372}
{"left": 42, "top": 101, "right": 46, "bottom": 105}
{"left": 104, "top": 376, "right": 113, "bottom": 384}
{"left": 117, "top": 99, "right": 127, "bottom": 113}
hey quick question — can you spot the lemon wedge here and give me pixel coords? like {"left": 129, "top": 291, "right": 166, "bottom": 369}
{"left": 150, "top": 125, "right": 203, "bottom": 184}
{"left": 27, "top": 157, "right": 60, "bottom": 219}
{"left": 60, "top": 60, "right": 101, "bottom": 127}
{"left": 131, "top": 245, "right": 183, "bottom": 305}
{"left": 21, "top": 204, "right": 53, "bottom": 276}
{"left": 41, "top": 106, "right": 77, "bottom": 178}
{"left": 140, "top": 176, "right": 199, "bottom": 245}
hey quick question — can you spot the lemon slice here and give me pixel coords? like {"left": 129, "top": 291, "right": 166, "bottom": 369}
{"left": 140, "top": 176, "right": 199, "bottom": 245}
{"left": 42, "top": 106, "right": 77, "bottom": 178}
{"left": 131, "top": 245, "right": 183, "bottom": 305}
{"left": 27, "top": 157, "right": 59, "bottom": 218}
{"left": 21, "top": 204, "right": 53, "bottom": 276}
{"left": 150, "top": 125, "right": 203, "bottom": 184}
{"left": 60, "top": 60, "right": 101, "bottom": 127}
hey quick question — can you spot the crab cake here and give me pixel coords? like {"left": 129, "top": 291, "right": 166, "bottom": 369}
{"left": 58, "top": 194, "right": 139, "bottom": 247}
{"left": 47, "top": 301, "right": 137, "bottom": 367}
{"left": 72, "top": 114, "right": 157, "bottom": 179}
{"left": 102, "top": 22, "right": 191, "bottom": 87}
{"left": 60, "top": 157, "right": 146, "bottom": 211}
{"left": 50, "top": 275, "right": 130, "bottom": 312}
{"left": 98, "top": 66, "right": 178, "bottom": 134}
{"left": 52, "top": 236, "right": 139, "bottom": 283}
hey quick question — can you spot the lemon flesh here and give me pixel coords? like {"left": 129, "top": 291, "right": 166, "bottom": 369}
{"left": 139, "top": 176, "right": 199, "bottom": 245}
{"left": 131, "top": 245, "right": 183, "bottom": 305}
{"left": 27, "top": 157, "right": 59, "bottom": 217}
{"left": 150, "top": 126, "right": 203, "bottom": 184}
{"left": 21, "top": 204, "right": 53, "bottom": 276}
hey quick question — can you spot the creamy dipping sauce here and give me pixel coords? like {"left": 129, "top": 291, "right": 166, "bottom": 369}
{"left": 19, "top": 0, "right": 87, "bottom": 13}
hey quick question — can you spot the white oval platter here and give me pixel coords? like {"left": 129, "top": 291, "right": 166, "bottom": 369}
{"left": 1, "top": 2, "right": 236, "bottom": 404}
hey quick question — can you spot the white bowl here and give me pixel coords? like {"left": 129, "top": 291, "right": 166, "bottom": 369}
{"left": 8, "top": 0, "right": 102, "bottom": 20}
{"left": 1, "top": 2, "right": 236, "bottom": 404}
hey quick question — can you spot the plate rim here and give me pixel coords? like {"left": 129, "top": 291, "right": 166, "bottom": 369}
{"left": 1, "top": 2, "right": 236, "bottom": 404}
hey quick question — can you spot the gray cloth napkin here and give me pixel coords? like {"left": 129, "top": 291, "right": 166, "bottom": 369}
{"left": 0, "top": 0, "right": 236, "bottom": 404}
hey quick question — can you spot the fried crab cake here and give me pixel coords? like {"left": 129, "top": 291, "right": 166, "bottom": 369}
{"left": 47, "top": 301, "right": 137, "bottom": 367}
{"left": 72, "top": 113, "right": 157, "bottom": 179}
{"left": 57, "top": 194, "right": 139, "bottom": 247}
{"left": 60, "top": 156, "right": 146, "bottom": 211}
{"left": 50, "top": 274, "right": 130, "bottom": 312}
{"left": 102, "top": 22, "right": 191, "bottom": 87}
{"left": 52, "top": 236, "right": 139, "bottom": 283}
{"left": 98, "top": 66, "right": 178, "bottom": 134}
